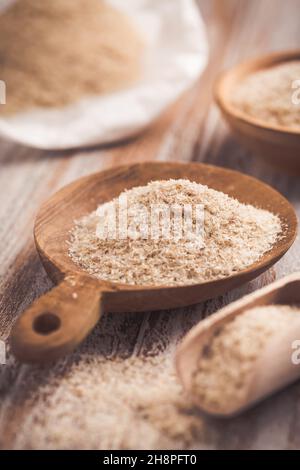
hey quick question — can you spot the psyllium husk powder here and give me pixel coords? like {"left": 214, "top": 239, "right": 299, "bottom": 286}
{"left": 232, "top": 61, "right": 300, "bottom": 129}
{"left": 192, "top": 304, "right": 300, "bottom": 413}
{"left": 0, "top": 0, "right": 143, "bottom": 115}
{"left": 69, "top": 179, "right": 282, "bottom": 286}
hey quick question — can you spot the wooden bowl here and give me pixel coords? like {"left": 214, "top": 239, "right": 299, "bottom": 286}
{"left": 215, "top": 50, "right": 300, "bottom": 174}
{"left": 10, "top": 162, "right": 297, "bottom": 363}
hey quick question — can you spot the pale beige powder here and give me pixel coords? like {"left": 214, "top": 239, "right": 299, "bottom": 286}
{"left": 3, "top": 346, "right": 204, "bottom": 450}
{"left": 192, "top": 304, "right": 300, "bottom": 413}
{"left": 232, "top": 61, "right": 300, "bottom": 129}
{"left": 69, "top": 179, "right": 282, "bottom": 286}
{"left": 0, "top": 0, "right": 143, "bottom": 115}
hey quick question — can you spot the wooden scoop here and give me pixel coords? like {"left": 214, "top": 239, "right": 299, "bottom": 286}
{"left": 176, "top": 273, "right": 300, "bottom": 417}
{"left": 10, "top": 162, "right": 297, "bottom": 363}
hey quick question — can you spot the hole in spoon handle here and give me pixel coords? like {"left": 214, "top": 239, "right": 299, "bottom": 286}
{"left": 33, "top": 312, "right": 61, "bottom": 335}
{"left": 10, "top": 275, "right": 103, "bottom": 364}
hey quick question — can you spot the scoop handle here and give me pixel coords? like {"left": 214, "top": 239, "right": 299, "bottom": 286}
{"left": 10, "top": 275, "right": 103, "bottom": 363}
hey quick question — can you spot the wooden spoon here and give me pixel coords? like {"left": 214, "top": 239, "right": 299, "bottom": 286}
{"left": 176, "top": 273, "right": 300, "bottom": 417}
{"left": 215, "top": 50, "right": 300, "bottom": 173}
{"left": 10, "top": 162, "right": 297, "bottom": 363}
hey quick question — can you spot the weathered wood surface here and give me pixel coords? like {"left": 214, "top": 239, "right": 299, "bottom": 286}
{"left": 0, "top": 0, "right": 300, "bottom": 449}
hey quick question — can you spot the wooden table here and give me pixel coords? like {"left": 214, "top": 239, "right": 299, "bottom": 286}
{"left": 0, "top": 0, "right": 300, "bottom": 450}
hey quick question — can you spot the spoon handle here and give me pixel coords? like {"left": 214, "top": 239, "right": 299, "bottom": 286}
{"left": 10, "top": 274, "right": 103, "bottom": 363}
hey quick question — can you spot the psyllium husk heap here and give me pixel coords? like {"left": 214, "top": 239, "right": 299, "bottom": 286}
{"left": 0, "top": 0, "right": 143, "bottom": 115}
{"left": 69, "top": 179, "right": 282, "bottom": 286}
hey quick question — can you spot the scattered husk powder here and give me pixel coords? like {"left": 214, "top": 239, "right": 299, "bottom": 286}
{"left": 69, "top": 179, "right": 282, "bottom": 286}
{"left": 0, "top": 0, "right": 143, "bottom": 115}
{"left": 192, "top": 304, "right": 300, "bottom": 414}
{"left": 232, "top": 61, "right": 300, "bottom": 129}
{"left": 0, "top": 310, "right": 209, "bottom": 450}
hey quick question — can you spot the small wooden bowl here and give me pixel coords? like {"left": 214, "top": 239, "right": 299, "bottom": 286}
{"left": 215, "top": 50, "right": 300, "bottom": 174}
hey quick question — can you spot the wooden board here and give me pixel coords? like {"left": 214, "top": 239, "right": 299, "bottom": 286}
{"left": 0, "top": 0, "right": 300, "bottom": 450}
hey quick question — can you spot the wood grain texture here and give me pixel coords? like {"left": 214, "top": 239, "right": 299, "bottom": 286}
{"left": 11, "top": 274, "right": 102, "bottom": 363}
{"left": 0, "top": 0, "right": 300, "bottom": 449}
